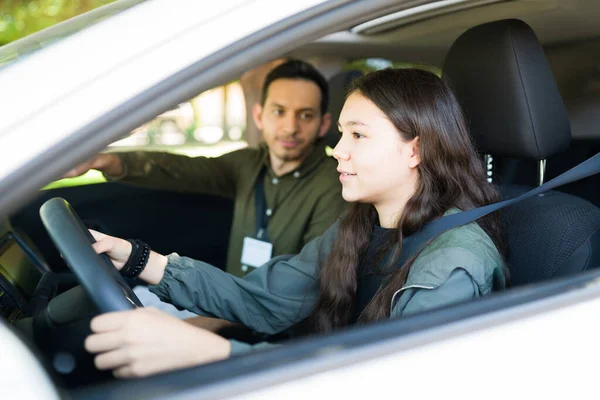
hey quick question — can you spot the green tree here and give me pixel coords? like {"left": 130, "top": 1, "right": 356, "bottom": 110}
{"left": 0, "top": 0, "right": 115, "bottom": 46}
{"left": 345, "top": 58, "right": 441, "bottom": 76}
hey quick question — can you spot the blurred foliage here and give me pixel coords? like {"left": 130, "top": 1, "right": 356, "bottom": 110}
{"left": 345, "top": 58, "right": 441, "bottom": 76}
{"left": 43, "top": 170, "right": 106, "bottom": 189}
{"left": 0, "top": 0, "right": 116, "bottom": 46}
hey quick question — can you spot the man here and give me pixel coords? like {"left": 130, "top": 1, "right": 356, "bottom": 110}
{"left": 239, "top": 57, "right": 287, "bottom": 147}
{"left": 66, "top": 59, "right": 346, "bottom": 278}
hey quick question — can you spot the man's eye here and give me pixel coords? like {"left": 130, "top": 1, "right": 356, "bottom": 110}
{"left": 273, "top": 109, "right": 283, "bottom": 116}
{"left": 300, "top": 113, "right": 314, "bottom": 120}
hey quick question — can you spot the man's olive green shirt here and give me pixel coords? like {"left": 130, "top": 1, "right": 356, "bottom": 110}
{"left": 110, "top": 143, "right": 346, "bottom": 277}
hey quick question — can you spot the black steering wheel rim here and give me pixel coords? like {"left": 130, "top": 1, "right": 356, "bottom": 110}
{"left": 39, "top": 197, "right": 142, "bottom": 312}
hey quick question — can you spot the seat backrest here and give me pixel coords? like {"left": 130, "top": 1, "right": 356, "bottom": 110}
{"left": 323, "top": 69, "right": 364, "bottom": 149}
{"left": 443, "top": 19, "right": 600, "bottom": 286}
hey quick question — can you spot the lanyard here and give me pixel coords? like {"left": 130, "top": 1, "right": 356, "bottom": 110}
{"left": 254, "top": 168, "right": 270, "bottom": 241}
{"left": 254, "top": 167, "right": 303, "bottom": 242}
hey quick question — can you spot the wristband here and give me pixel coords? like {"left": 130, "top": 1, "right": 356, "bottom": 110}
{"left": 120, "top": 239, "right": 151, "bottom": 278}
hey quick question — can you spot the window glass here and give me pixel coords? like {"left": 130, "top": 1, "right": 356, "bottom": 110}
{"left": 344, "top": 57, "right": 441, "bottom": 76}
{"left": 0, "top": 1, "right": 141, "bottom": 69}
{"left": 45, "top": 81, "right": 247, "bottom": 189}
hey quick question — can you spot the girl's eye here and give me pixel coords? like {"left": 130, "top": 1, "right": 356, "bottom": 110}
{"left": 352, "top": 132, "right": 364, "bottom": 139}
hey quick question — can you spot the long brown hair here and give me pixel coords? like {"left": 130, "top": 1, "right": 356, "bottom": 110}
{"left": 309, "top": 68, "right": 506, "bottom": 333}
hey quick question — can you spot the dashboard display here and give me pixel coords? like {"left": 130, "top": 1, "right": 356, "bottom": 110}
{"left": 0, "top": 234, "right": 42, "bottom": 319}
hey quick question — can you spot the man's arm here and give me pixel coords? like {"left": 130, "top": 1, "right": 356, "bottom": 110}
{"left": 65, "top": 148, "right": 255, "bottom": 197}
{"left": 113, "top": 151, "right": 241, "bottom": 196}
{"left": 64, "top": 153, "right": 125, "bottom": 178}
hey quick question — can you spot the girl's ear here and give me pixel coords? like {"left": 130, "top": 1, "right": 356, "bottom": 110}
{"left": 408, "top": 136, "right": 421, "bottom": 169}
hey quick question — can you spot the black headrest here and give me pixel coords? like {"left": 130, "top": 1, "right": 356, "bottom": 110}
{"left": 323, "top": 69, "right": 364, "bottom": 148}
{"left": 443, "top": 19, "right": 571, "bottom": 160}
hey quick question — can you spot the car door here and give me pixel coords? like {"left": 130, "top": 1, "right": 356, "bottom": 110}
{"left": 11, "top": 181, "right": 233, "bottom": 273}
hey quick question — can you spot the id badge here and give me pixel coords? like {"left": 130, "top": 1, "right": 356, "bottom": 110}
{"left": 241, "top": 236, "right": 273, "bottom": 268}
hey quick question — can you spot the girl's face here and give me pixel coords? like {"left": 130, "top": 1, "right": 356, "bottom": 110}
{"left": 333, "top": 92, "right": 420, "bottom": 219}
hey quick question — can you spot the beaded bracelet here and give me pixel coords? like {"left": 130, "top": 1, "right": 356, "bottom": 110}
{"left": 120, "top": 239, "right": 151, "bottom": 278}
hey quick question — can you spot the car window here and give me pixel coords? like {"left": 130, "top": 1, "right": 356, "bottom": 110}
{"left": 344, "top": 57, "right": 441, "bottom": 76}
{"left": 45, "top": 81, "right": 248, "bottom": 189}
{"left": 0, "top": 0, "right": 144, "bottom": 70}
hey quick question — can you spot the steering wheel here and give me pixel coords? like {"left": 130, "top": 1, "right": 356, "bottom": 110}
{"left": 39, "top": 197, "right": 142, "bottom": 312}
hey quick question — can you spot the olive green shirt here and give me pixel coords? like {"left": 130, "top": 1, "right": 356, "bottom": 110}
{"left": 109, "top": 143, "right": 346, "bottom": 276}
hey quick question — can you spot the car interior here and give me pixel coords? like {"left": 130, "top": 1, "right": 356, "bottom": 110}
{"left": 1, "top": 0, "right": 600, "bottom": 397}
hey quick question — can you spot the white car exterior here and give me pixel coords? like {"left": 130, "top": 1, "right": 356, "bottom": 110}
{"left": 1, "top": 0, "right": 599, "bottom": 399}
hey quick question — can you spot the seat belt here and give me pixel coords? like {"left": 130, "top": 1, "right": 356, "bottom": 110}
{"left": 411, "top": 152, "right": 600, "bottom": 245}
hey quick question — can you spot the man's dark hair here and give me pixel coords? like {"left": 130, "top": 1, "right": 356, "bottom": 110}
{"left": 260, "top": 59, "right": 329, "bottom": 116}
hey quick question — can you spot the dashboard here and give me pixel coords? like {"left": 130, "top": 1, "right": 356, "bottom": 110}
{"left": 0, "top": 219, "right": 46, "bottom": 322}
{"left": 0, "top": 216, "right": 105, "bottom": 389}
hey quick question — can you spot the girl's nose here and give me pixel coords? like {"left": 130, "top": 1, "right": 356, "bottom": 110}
{"left": 332, "top": 136, "right": 350, "bottom": 161}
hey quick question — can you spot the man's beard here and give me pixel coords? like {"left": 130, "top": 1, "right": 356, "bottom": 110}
{"left": 274, "top": 137, "right": 318, "bottom": 162}
{"left": 277, "top": 150, "right": 302, "bottom": 162}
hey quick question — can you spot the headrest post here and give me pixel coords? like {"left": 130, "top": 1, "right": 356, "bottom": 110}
{"left": 484, "top": 154, "right": 493, "bottom": 183}
{"left": 537, "top": 159, "right": 547, "bottom": 186}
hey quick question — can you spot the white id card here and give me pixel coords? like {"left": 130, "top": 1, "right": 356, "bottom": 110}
{"left": 241, "top": 237, "right": 273, "bottom": 268}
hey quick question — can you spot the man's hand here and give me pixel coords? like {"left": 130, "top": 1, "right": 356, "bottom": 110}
{"left": 62, "top": 153, "right": 123, "bottom": 179}
{"left": 85, "top": 308, "right": 231, "bottom": 378}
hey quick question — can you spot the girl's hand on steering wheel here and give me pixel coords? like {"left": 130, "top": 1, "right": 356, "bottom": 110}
{"left": 89, "top": 230, "right": 168, "bottom": 285}
{"left": 85, "top": 307, "right": 232, "bottom": 378}
{"left": 89, "top": 229, "right": 132, "bottom": 271}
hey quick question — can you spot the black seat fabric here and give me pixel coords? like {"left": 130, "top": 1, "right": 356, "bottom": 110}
{"left": 496, "top": 140, "right": 600, "bottom": 206}
{"left": 443, "top": 19, "right": 571, "bottom": 159}
{"left": 323, "top": 70, "right": 363, "bottom": 149}
{"left": 443, "top": 19, "right": 600, "bottom": 286}
{"left": 501, "top": 188, "right": 600, "bottom": 283}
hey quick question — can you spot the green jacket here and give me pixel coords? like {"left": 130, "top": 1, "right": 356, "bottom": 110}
{"left": 110, "top": 143, "right": 346, "bottom": 276}
{"left": 149, "top": 214, "right": 506, "bottom": 355}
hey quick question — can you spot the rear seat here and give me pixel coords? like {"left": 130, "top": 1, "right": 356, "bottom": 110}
{"left": 546, "top": 91, "right": 600, "bottom": 205}
{"left": 494, "top": 105, "right": 600, "bottom": 206}
{"left": 492, "top": 92, "right": 600, "bottom": 206}
{"left": 546, "top": 139, "right": 600, "bottom": 205}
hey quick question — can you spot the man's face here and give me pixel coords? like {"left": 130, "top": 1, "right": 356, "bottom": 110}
{"left": 253, "top": 78, "right": 329, "bottom": 164}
